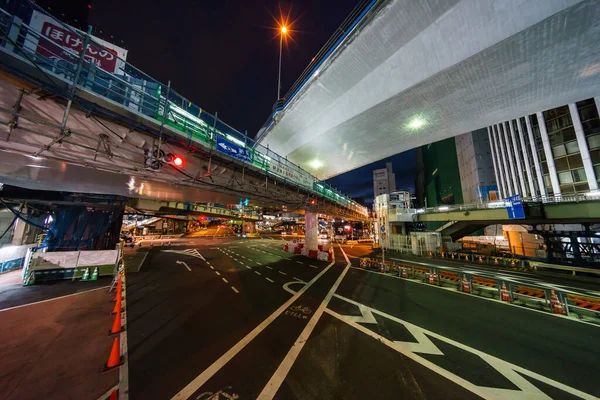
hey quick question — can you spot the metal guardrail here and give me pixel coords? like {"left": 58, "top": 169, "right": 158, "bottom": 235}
{"left": 0, "top": 2, "right": 368, "bottom": 218}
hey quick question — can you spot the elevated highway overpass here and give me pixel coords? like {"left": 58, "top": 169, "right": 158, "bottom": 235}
{"left": 258, "top": 0, "right": 600, "bottom": 179}
{"left": 0, "top": 4, "right": 367, "bottom": 222}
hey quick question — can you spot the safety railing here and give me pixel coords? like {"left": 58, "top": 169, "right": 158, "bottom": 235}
{"left": 386, "top": 192, "right": 600, "bottom": 217}
{"left": 0, "top": 2, "right": 368, "bottom": 218}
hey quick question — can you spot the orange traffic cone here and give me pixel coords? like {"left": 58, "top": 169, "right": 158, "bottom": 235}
{"left": 501, "top": 283, "right": 511, "bottom": 302}
{"left": 494, "top": 257, "right": 499, "bottom": 265}
{"left": 462, "top": 276, "right": 470, "bottom": 293}
{"left": 114, "top": 281, "right": 122, "bottom": 302}
{"left": 109, "top": 389, "right": 118, "bottom": 400}
{"left": 550, "top": 290, "right": 565, "bottom": 314}
{"left": 109, "top": 309, "right": 123, "bottom": 335}
{"left": 478, "top": 255, "right": 483, "bottom": 263}
{"left": 451, "top": 253, "right": 455, "bottom": 259}
{"left": 401, "top": 268, "right": 407, "bottom": 278}
{"left": 284, "top": 243, "right": 289, "bottom": 252}
{"left": 102, "top": 337, "right": 123, "bottom": 373}
{"left": 111, "top": 294, "right": 122, "bottom": 315}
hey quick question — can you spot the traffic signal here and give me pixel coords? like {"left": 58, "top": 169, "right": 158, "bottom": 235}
{"left": 310, "top": 199, "right": 317, "bottom": 205}
{"left": 144, "top": 149, "right": 184, "bottom": 170}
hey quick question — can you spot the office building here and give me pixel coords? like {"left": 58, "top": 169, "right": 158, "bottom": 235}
{"left": 455, "top": 128, "right": 499, "bottom": 203}
{"left": 488, "top": 98, "right": 600, "bottom": 198}
{"left": 373, "top": 162, "right": 396, "bottom": 198}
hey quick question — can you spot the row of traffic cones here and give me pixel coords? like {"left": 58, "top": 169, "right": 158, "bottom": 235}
{"left": 81, "top": 267, "right": 99, "bottom": 281}
{"left": 103, "top": 272, "right": 124, "bottom": 386}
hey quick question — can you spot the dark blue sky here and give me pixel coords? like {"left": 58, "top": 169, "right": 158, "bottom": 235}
{"left": 325, "top": 149, "right": 416, "bottom": 208}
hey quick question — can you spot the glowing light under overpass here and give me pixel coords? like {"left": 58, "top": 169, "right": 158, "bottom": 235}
{"left": 408, "top": 117, "right": 425, "bottom": 129}
{"left": 310, "top": 159, "right": 323, "bottom": 168}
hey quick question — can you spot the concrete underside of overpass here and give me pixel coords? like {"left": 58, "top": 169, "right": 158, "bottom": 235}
{"left": 0, "top": 69, "right": 365, "bottom": 221}
{"left": 260, "top": 0, "right": 600, "bottom": 180}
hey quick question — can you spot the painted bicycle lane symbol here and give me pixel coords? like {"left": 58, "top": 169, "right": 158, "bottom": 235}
{"left": 285, "top": 304, "right": 313, "bottom": 320}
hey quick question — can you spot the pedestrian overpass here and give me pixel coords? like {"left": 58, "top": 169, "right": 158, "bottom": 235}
{"left": 0, "top": 3, "right": 368, "bottom": 222}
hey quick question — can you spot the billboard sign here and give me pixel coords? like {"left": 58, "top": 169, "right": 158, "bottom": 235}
{"left": 216, "top": 136, "right": 251, "bottom": 163}
{"left": 28, "top": 11, "right": 128, "bottom": 74}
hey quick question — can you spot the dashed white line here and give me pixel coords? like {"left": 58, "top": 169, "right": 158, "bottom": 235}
{"left": 254, "top": 271, "right": 262, "bottom": 276}
{"left": 245, "top": 266, "right": 251, "bottom": 270}
{"left": 293, "top": 277, "right": 302, "bottom": 282}
{"left": 266, "top": 266, "right": 273, "bottom": 270}
{"left": 265, "top": 278, "right": 274, "bottom": 283}
{"left": 296, "top": 261, "right": 304, "bottom": 265}
{"left": 222, "top": 278, "right": 229, "bottom": 283}
{"left": 231, "top": 286, "right": 239, "bottom": 294}
{"left": 278, "top": 271, "right": 286, "bottom": 276}
{"left": 215, "top": 271, "right": 221, "bottom": 276}
{"left": 210, "top": 266, "right": 214, "bottom": 270}
{"left": 309, "top": 265, "right": 318, "bottom": 269}
{"left": 248, "top": 259, "right": 254, "bottom": 262}
{"left": 256, "top": 263, "right": 262, "bottom": 266}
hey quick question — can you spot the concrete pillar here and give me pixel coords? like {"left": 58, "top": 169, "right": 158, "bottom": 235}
{"left": 536, "top": 112, "right": 561, "bottom": 197}
{"left": 569, "top": 103, "right": 598, "bottom": 191}
{"left": 242, "top": 221, "right": 256, "bottom": 233}
{"left": 508, "top": 120, "right": 528, "bottom": 197}
{"left": 516, "top": 118, "right": 537, "bottom": 199}
{"left": 496, "top": 124, "right": 514, "bottom": 196}
{"left": 304, "top": 212, "right": 318, "bottom": 251}
{"left": 503, "top": 121, "right": 520, "bottom": 196}
{"left": 525, "top": 115, "right": 547, "bottom": 197}
{"left": 487, "top": 126, "right": 503, "bottom": 199}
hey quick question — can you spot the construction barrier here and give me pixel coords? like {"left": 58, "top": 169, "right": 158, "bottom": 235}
{"left": 439, "top": 270, "right": 459, "bottom": 288}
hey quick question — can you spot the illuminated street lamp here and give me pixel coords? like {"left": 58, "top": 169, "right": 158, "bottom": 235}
{"left": 278, "top": 25, "right": 288, "bottom": 101}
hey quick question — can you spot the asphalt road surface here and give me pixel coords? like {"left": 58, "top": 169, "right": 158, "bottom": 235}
{"left": 125, "top": 238, "right": 599, "bottom": 399}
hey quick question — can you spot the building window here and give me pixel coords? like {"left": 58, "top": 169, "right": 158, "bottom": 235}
{"left": 558, "top": 171, "right": 573, "bottom": 184}
{"left": 587, "top": 134, "right": 600, "bottom": 150}
{"left": 572, "top": 168, "right": 587, "bottom": 183}
{"left": 552, "top": 145, "right": 566, "bottom": 158}
{"left": 565, "top": 140, "right": 580, "bottom": 155}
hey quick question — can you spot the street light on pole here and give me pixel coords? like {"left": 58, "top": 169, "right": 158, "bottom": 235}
{"left": 277, "top": 25, "right": 287, "bottom": 100}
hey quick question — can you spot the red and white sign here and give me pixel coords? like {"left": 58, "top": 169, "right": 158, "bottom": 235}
{"left": 28, "top": 11, "right": 128, "bottom": 74}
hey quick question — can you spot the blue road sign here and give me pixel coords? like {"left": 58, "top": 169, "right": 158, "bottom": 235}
{"left": 505, "top": 194, "right": 525, "bottom": 219}
{"left": 216, "top": 136, "right": 251, "bottom": 163}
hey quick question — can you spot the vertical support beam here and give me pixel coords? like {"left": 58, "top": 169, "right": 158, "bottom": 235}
{"left": 304, "top": 211, "right": 318, "bottom": 251}
{"left": 516, "top": 117, "right": 537, "bottom": 199}
{"left": 525, "top": 115, "right": 547, "bottom": 197}
{"left": 569, "top": 103, "right": 598, "bottom": 191}
{"left": 503, "top": 121, "right": 523, "bottom": 196}
{"left": 487, "top": 126, "right": 503, "bottom": 199}
{"left": 496, "top": 124, "right": 514, "bottom": 196}
{"left": 536, "top": 112, "right": 561, "bottom": 197}
{"left": 508, "top": 120, "right": 528, "bottom": 197}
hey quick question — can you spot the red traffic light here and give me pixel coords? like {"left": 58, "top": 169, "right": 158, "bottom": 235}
{"left": 310, "top": 199, "right": 316, "bottom": 205}
{"left": 173, "top": 156, "right": 183, "bottom": 166}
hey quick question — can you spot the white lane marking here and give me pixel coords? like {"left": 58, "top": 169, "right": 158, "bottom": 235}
{"left": 248, "top": 259, "right": 254, "bottom": 262}
{"left": 245, "top": 266, "right": 251, "bottom": 270}
{"left": 176, "top": 260, "right": 192, "bottom": 271}
{"left": 222, "top": 278, "right": 229, "bottom": 284}
{"left": 266, "top": 266, "right": 273, "bottom": 270}
{"left": 254, "top": 271, "right": 262, "bottom": 276}
{"left": 0, "top": 285, "right": 112, "bottom": 312}
{"left": 241, "top": 256, "right": 246, "bottom": 259}
{"left": 210, "top": 266, "right": 214, "bottom": 270}
{"left": 257, "top": 244, "right": 344, "bottom": 399}
{"left": 256, "top": 263, "right": 263, "bottom": 266}
{"left": 231, "top": 286, "right": 239, "bottom": 294}
{"left": 327, "top": 295, "right": 596, "bottom": 400}
{"left": 233, "top": 258, "right": 238, "bottom": 261}
{"left": 215, "top": 271, "right": 221, "bottom": 276}
{"left": 170, "top": 260, "right": 337, "bottom": 400}
{"left": 309, "top": 264, "right": 318, "bottom": 269}
{"left": 278, "top": 271, "right": 287, "bottom": 276}
{"left": 296, "top": 261, "right": 304, "bottom": 265}
{"left": 266, "top": 278, "right": 274, "bottom": 283}
{"left": 293, "top": 277, "right": 302, "bottom": 282}
{"left": 136, "top": 252, "right": 149, "bottom": 272}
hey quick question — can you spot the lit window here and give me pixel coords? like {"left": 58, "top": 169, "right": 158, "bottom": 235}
{"left": 558, "top": 171, "right": 573, "bottom": 184}
{"left": 572, "top": 168, "right": 587, "bottom": 183}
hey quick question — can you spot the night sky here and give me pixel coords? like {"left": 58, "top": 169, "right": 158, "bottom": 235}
{"left": 45, "top": 0, "right": 417, "bottom": 208}
{"left": 87, "top": 0, "right": 360, "bottom": 135}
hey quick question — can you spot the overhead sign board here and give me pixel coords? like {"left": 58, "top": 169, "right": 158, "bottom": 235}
{"left": 216, "top": 136, "right": 251, "bottom": 163}
{"left": 505, "top": 194, "right": 525, "bottom": 219}
{"left": 268, "top": 159, "right": 314, "bottom": 189}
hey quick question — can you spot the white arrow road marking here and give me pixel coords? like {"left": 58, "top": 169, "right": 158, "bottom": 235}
{"left": 175, "top": 260, "right": 192, "bottom": 271}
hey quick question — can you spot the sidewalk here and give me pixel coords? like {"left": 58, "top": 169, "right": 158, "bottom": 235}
{"left": 0, "top": 285, "right": 119, "bottom": 400}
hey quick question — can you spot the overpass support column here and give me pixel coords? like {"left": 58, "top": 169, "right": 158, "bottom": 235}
{"left": 242, "top": 221, "right": 256, "bottom": 234}
{"left": 304, "top": 212, "right": 318, "bottom": 251}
